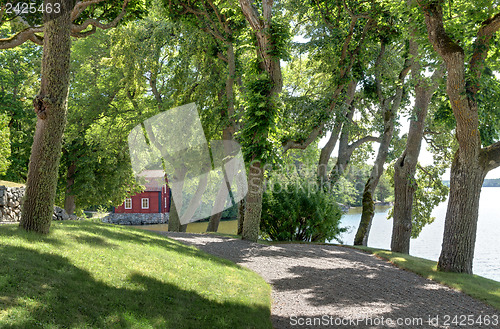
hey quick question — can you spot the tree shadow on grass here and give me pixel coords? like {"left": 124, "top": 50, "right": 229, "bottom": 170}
{"left": 50, "top": 222, "right": 243, "bottom": 270}
{"left": 0, "top": 224, "right": 65, "bottom": 246}
{"left": 0, "top": 245, "right": 271, "bottom": 329}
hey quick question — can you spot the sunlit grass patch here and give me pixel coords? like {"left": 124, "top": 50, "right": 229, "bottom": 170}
{"left": 0, "top": 221, "right": 272, "bottom": 328}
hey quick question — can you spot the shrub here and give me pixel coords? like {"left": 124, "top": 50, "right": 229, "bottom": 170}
{"left": 260, "top": 178, "right": 346, "bottom": 243}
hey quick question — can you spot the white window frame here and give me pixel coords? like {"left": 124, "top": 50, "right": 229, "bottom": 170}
{"left": 124, "top": 198, "right": 132, "bottom": 209}
{"left": 141, "top": 198, "right": 149, "bottom": 209}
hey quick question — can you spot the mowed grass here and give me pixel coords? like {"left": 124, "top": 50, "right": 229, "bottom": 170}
{"left": 0, "top": 221, "right": 272, "bottom": 328}
{"left": 0, "top": 180, "right": 24, "bottom": 188}
{"left": 132, "top": 220, "right": 239, "bottom": 236}
{"left": 353, "top": 246, "right": 500, "bottom": 311}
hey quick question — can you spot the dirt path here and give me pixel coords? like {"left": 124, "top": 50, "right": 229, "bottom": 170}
{"left": 156, "top": 232, "right": 500, "bottom": 329}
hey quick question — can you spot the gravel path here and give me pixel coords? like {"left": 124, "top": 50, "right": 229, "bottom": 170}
{"left": 156, "top": 232, "right": 500, "bottom": 329}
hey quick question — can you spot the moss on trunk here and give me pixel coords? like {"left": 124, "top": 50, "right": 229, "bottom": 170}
{"left": 242, "top": 162, "right": 263, "bottom": 242}
{"left": 354, "top": 190, "right": 374, "bottom": 246}
{"left": 20, "top": 1, "right": 72, "bottom": 233}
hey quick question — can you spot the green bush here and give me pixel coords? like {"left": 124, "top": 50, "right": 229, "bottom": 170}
{"left": 260, "top": 179, "right": 346, "bottom": 243}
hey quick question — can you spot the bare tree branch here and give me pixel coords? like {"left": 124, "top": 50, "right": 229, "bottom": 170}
{"left": 71, "top": 0, "right": 110, "bottom": 21}
{"left": 71, "top": 0, "right": 130, "bottom": 34}
{"left": 0, "top": 26, "right": 44, "bottom": 49}
{"left": 282, "top": 125, "right": 323, "bottom": 152}
{"left": 1, "top": 0, "right": 131, "bottom": 49}
{"left": 71, "top": 25, "right": 97, "bottom": 38}
{"left": 282, "top": 79, "right": 357, "bottom": 153}
{"left": 348, "top": 135, "right": 380, "bottom": 151}
{"left": 468, "top": 12, "right": 500, "bottom": 94}
{"left": 480, "top": 140, "right": 500, "bottom": 172}
{"left": 375, "top": 41, "right": 386, "bottom": 103}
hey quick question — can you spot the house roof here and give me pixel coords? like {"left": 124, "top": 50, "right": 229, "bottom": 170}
{"left": 137, "top": 170, "right": 166, "bottom": 191}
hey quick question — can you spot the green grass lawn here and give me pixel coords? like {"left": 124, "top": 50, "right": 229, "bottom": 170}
{"left": 0, "top": 221, "right": 272, "bottom": 328}
{"left": 0, "top": 180, "right": 25, "bottom": 188}
{"left": 353, "top": 246, "right": 500, "bottom": 311}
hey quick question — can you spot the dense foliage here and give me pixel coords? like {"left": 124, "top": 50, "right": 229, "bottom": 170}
{"left": 0, "top": 0, "right": 499, "bottom": 274}
{"left": 260, "top": 177, "right": 345, "bottom": 243}
{"left": 333, "top": 162, "right": 393, "bottom": 207}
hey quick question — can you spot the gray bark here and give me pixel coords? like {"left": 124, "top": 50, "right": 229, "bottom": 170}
{"left": 391, "top": 38, "right": 444, "bottom": 253}
{"left": 64, "top": 161, "right": 77, "bottom": 215}
{"left": 421, "top": 3, "right": 500, "bottom": 273}
{"left": 168, "top": 198, "right": 187, "bottom": 232}
{"left": 239, "top": 0, "right": 282, "bottom": 242}
{"left": 20, "top": 0, "right": 73, "bottom": 233}
{"left": 207, "top": 44, "right": 236, "bottom": 232}
{"left": 237, "top": 198, "right": 245, "bottom": 235}
{"left": 317, "top": 80, "right": 357, "bottom": 183}
{"left": 241, "top": 161, "right": 264, "bottom": 241}
{"left": 354, "top": 41, "right": 411, "bottom": 246}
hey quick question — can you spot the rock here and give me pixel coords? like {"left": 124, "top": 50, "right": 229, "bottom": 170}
{"left": 0, "top": 186, "right": 25, "bottom": 222}
{"left": 53, "top": 206, "right": 70, "bottom": 221}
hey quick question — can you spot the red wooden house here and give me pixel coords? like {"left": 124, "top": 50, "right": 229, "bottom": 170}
{"left": 114, "top": 170, "right": 171, "bottom": 214}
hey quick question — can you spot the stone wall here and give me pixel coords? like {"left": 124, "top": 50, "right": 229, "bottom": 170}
{"left": 0, "top": 186, "right": 24, "bottom": 222}
{"left": 0, "top": 185, "right": 80, "bottom": 223}
{"left": 103, "top": 213, "right": 169, "bottom": 225}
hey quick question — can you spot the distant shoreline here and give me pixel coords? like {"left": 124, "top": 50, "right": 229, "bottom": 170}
{"left": 442, "top": 179, "right": 500, "bottom": 187}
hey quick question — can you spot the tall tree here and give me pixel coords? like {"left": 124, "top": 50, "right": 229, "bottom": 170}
{"left": 279, "top": 0, "right": 377, "bottom": 184}
{"left": 109, "top": 6, "right": 232, "bottom": 230}
{"left": 418, "top": 0, "right": 500, "bottom": 273}
{"left": 0, "top": 0, "right": 140, "bottom": 233}
{"left": 329, "top": 80, "right": 380, "bottom": 186}
{"left": 354, "top": 38, "right": 411, "bottom": 246}
{"left": 19, "top": 0, "right": 75, "bottom": 233}
{"left": 0, "top": 41, "right": 40, "bottom": 183}
{"left": 391, "top": 31, "right": 444, "bottom": 253}
{"left": 163, "top": 0, "right": 245, "bottom": 232}
{"left": 238, "top": 0, "right": 284, "bottom": 242}
{"left": 59, "top": 29, "right": 144, "bottom": 215}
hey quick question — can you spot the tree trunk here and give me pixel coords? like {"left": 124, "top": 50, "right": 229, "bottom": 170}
{"left": 420, "top": 2, "right": 500, "bottom": 273}
{"left": 237, "top": 198, "right": 245, "bottom": 235}
{"left": 438, "top": 156, "right": 484, "bottom": 273}
{"left": 391, "top": 60, "right": 442, "bottom": 254}
{"left": 354, "top": 40, "right": 410, "bottom": 246}
{"left": 330, "top": 101, "right": 380, "bottom": 188}
{"left": 168, "top": 198, "right": 187, "bottom": 232}
{"left": 239, "top": 0, "right": 282, "bottom": 242}
{"left": 355, "top": 180, "right": 375, "bottom": 246}
{"left": 391, "top": 155, "right": 417, "bottom": 253}
{"left": 207, "top": 44, "right": 236, "bottom": 232}
{"left": 206, "top": 161, "right": 233, "bottom": 232}
{"left": 317, "top": 80, "right": 357, "bottom": 183}
{"left": 64, "top": 161, "right": 76, "bottom": 215}
{"left": 241, "top": 161, "right": 264, "bottom": 241}
{"left": 206, "top": 211, "right": 223, "bottom": 232}
{"left": 167, "top": 166, "right": 188, "bottom": 232}
{"left": 20, "top": 1, "right": 73, "bottom": 233}
{"left": 318, "top": 121, "right": 342, "bottom": 182}
{"left": 330, "top": 100, "right": 358, "bottom": 185}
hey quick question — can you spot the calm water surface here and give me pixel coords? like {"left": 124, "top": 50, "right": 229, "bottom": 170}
{"left": 136, "top": 187, "right": 500, "bottom": 282}
{"left": 338, "top": 187, "right": 500, "bottom": 282}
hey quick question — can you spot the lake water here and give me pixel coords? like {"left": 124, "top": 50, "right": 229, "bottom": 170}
{"left": 136, "top": 187, "right": 500, "bottom": 282}
{"left": 338, "top": 187, "right": 500, "bottom": 282}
